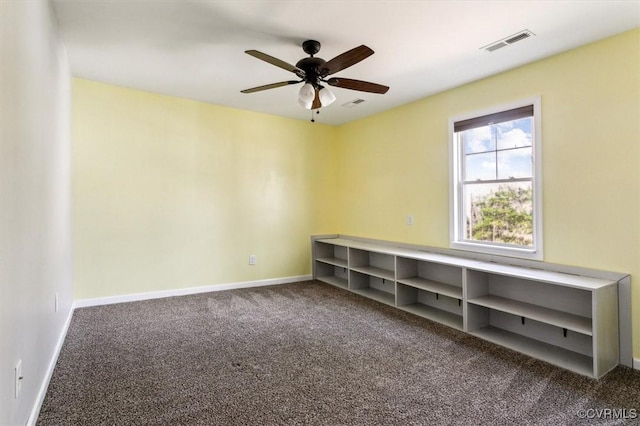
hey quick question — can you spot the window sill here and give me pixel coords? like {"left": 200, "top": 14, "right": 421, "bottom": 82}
{"left": 450, "top": 240, "right": 542, "bottom": 261}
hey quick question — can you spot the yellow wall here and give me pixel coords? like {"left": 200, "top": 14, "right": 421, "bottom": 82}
{"left": 73, "top": 29, "right": 639, "bottom": 356}
{"left": 336, "top": 29, "right": 640, "bottom": 356}
{"left": 72, "top": 79, "right": 337, "bottom": 299}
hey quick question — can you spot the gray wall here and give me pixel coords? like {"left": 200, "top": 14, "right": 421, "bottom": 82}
{"left": 0, "top": 1, "right": 73, "bottom": 424}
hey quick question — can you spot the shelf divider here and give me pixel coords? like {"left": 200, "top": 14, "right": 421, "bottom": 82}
{"left": 397, "top": 303, "right": 463, "bottom": 330}
{"left": 352, "top": 287, "right": 395, "bottom": 306}
{"left": 350, "top": 265, "right": 395, "bottom": 281}
{"left": 317, "top": 276, "right": 348, "bottom": 289}
{"left": 468, "top": 295, "right": 592, "bottom": 336}
{"left": 397, "top": 277, "right": 462, "bottom": 300}
{"left": 470, "top": 326, "right": 593, "bottom": 377}
{"left": 317, "top": 257, "right": 348, "bottom": 268}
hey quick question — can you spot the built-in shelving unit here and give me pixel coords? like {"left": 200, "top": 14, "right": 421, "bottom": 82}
{"left": 311, "top": 236, "right": 621, "bottom": 379}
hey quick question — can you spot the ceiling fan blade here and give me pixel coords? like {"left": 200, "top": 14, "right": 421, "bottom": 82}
{"left": 320, "top": 45, "right": 374, "bottom": 76}
{"left": 312, "top": 88, "right": 321, "bottom": 110}
{"left": 326, "top": 77, "right": 389, "bottom": 94}
{"left": 241, "top": 80, "right": 301, "bottom": 94}
{"left": 245, "top": 50, "right": 304, "bottom": 77}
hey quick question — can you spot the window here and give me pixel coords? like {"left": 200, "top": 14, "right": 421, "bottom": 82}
{"left": 449, "top": 97, "right": 542, "bottom": 259}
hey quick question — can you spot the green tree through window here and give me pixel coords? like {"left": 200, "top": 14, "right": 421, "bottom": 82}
{"left": 468, "top": 186, "right": 533, "bottom": 246}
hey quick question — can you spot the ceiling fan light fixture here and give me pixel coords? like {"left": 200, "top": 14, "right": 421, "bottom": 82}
{"left": 298, "top": 98, "right": 313, "bottom": 109}
{"left": 298, "top": 83, "right": 315, "bottom": 109}
{"left": 318, "top": 86, "right": 336, "bottom": 107}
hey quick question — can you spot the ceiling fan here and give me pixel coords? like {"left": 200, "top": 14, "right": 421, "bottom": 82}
{"left": 241, "top": 40, "right": 389, "bottom": 110}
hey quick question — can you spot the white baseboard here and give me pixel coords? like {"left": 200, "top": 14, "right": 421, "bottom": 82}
{"left": 26, "top": 305, "right": 74, "bottom": 426}
{"left": 74, "top": 274, "right": 313, "bottom": 308}
{"left": 26, "top": 275, "right": 311, "bottom": 424}
{"left": 634, "top": 358, "right": 640, "bottom": 370}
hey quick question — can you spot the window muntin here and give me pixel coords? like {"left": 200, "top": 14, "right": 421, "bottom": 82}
{"left": 450, "top": 99, "right": 541, "bottom": 259}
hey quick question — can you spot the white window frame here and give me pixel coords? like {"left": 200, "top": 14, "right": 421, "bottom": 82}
{"left": 449, "top": 96, "right": 543, "bottom": 260}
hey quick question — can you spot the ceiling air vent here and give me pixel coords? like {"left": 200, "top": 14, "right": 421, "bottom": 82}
{"left": 486, "top": 42, "right": 508, "bottom": 52}
{"left": 482, "top": 29, "right": 535, "bottom": 52}
{"left": 342, "top": 99, "right": 366, "bottom": 108}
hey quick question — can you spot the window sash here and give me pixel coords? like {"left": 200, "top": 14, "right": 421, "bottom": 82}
{"left": 462, "top": 177, "right": 532, "bottom": 185}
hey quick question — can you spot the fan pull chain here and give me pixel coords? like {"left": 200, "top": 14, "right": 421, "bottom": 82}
{"left": 310, "top": 109, "right": 320, "bottom": 123}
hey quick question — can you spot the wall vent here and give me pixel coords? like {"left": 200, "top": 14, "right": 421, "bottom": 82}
{"left": 482, "top": 29, "right": 535, "bottom": 52}
{"left": 342, "top": 99, "right": 366, "bottom": 108}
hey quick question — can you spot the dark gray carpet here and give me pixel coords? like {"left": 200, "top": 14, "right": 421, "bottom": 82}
{"left": 38, "top": 281, "right": 640, "bottom": 425}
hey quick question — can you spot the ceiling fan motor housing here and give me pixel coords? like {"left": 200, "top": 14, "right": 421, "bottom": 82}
{"left": 296, "top": 57, "right": 326, "bottom": 85}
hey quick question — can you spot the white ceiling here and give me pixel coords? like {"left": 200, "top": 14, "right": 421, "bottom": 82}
{"left": 52, "top": 1, "right": 639, "bottom": 125}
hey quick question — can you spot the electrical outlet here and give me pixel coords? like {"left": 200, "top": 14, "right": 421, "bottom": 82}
{"left": 407, "top": 214, "right": 414, "bottom": 226}
{"left": 249, "top": 255, "right": 256, "bottom": 265}
{"left": 15, "top": 360, "right": 22, "bottom": 399}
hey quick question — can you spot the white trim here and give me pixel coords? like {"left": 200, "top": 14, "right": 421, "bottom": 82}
{"left": 634, "top": 358, "right": 640, "bottom": 370}
{"left": 449, "top": 96, "right": 543, "bottom": 261}
{"left": 26, "top": 275, "right": 311, "bottom": 424}
{"left": 73, "top": 275, "right": 312, "bottom": 308}
{"left": 26, "top": 306, "right": 74, "bottom": 426}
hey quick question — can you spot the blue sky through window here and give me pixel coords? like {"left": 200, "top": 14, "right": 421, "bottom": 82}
{"left": 463, "top": 117, "right": 533, "bottom": 182}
